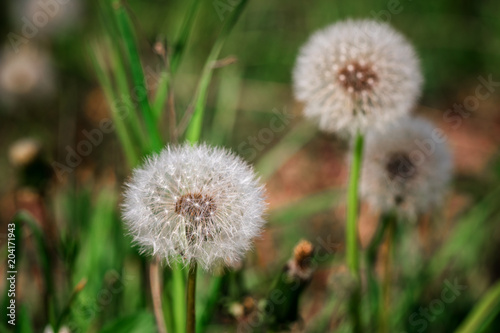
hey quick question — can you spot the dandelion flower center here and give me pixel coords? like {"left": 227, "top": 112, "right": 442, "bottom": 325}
{"left": 386, "top": 152, "right": 416, "bottom": 181}
{"left": 337, "top": 61, "right": 378, "bottom": 94}
{"left": 175, "top": 192, "right": 218, "bottom": 242}
{"left": 175, "top": 192, "right": 217, "bottom": 220}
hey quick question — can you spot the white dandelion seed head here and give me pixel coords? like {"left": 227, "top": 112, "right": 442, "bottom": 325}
{"left": 360, "top": 116, "right": 452, "bottom": 219}
{"left": 293, "top": 19, "right": 422, "bottom": 136}
{"left": 122, "top": 143, "right": 267, "bottom": 271}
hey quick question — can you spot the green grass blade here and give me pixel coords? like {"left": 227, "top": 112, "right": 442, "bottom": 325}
{"left": 152, "top": 0, "right": 201, "bottom": 120}
{"left": 454, "top": 280, "right": 500, "bottom": 333}
{"left": 170, "top": 0, "right": 201, "bottom": 73}
{"left": 255, "top": 120, "right": 317, "bottom": 180}
{"left": 152, "top": 71, "right": 170, "bottom": 120}
{"left": 268, "top": 188, "right": 340, "bottom": 225}
{"left": 112, "top": 0, "right": 163, "bottom": 152}
{"left": 185, "top": 0, "right": 248, "bottom": 142}
{"left": 209, "top": 65, "right": 242, "bottom": 145}
{"left": 104, "top": 36, "right": 149, "bottom": 153}
{"left": 87, "top": 43, "right": 140, "bottom": 167}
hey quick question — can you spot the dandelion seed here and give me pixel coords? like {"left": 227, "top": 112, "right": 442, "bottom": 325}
{"left": 122, "top": 143, "right": 267, "bottom": 271}
{"left": 293, "top": 19, "right": 422, "bottom": 136}
{"left": 360, "top": 117, "right": 452, "bottom": 219}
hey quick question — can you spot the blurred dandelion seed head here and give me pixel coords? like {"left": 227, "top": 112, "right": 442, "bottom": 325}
{"left": 122, "top": 143, "right": 267, "bottom": 271}
{"left": 293, "top": 19, "right": 422, "bottom": 136}
{"left": 360, "top": 116, "right": 452, "bottom": 219}
{"left": 0, "top": 45, "right": 55, "bottom": 103}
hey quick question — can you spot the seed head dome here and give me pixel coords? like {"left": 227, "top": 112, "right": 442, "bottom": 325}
{"left": 293, "top": 19, "right": 422, "bottom": 136}
{"left": 122, "top": 143, "right": 267, "bottom": 270}
{"left": 360, "top": 117, "right": 452, "bottom": 218}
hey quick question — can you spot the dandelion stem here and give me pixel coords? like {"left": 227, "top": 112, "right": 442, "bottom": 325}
{"left": 186, "top": 261, "right": 198, "bottom": 333}
{"left": 150, "top": 259, "right": 168, "bottom": 333}
{"left": 346, "top": 132, "right": 364, "bottom": 332}
{"left": 346, "top": 132, "right": 364, "bottom": 279}
{"left": 172, "top": 263, "right": 186, "bottom": 333}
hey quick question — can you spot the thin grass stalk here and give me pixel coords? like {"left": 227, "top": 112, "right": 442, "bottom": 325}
{"left": 96, "top": 4, "right": 150, "bottom": 153}
{"left": 454, "top": 280, "right": 500, "bottom": 333}
{"left": 210, "top": 65, "right": 241, "bottom": 145}
{"left": 170, "top": 0, "right": 201, "bottom": 73}
{"left": 112, "top": 0, "right": 163, "bottom": 152}
{"left": 184, "top": 0, "right": 248, "bottom": 142}
{"left": 152, "top": 70, "right": 170, "bottom": 120}
{"left": 186, "top": 261, "right": 198, "bottom": 333}
{"left": 255, "top": 121, "right": 317, "bottom": 180}
{"left": 54, "top": 278, "right": 87, "bottom": 332}
{"left": 104, "top": 37, "right": 149, "bottom": 152}
{"left": 88, "top": 45, "right": 139, "bottom": 166}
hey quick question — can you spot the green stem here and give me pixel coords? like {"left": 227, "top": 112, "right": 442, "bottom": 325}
{"left": 186, "top": 262, "right": 198, "bottom": 333}
{"left": 346, "top": 132, "right": 364, "bottom": 332}
{"left": 172, "top": 263, "right": 186, "bottom": 333}
{"left": 455, "top": 280, "right": 500, "bottom": 333}
{"left": 346, "top": 132, "right": 364, "bottom": 279}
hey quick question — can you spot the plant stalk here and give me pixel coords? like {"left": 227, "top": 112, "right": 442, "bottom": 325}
{"left": 150, "top": 259, "right": 168, "bottom": 333}
{"left": 346, "top": 132, "right": 364, "bottom": 279}
{"left": 186, "top": 261, "right": 198, "bottom": 333}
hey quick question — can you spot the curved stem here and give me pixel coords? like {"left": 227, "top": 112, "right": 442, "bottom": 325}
{"left": 186, "top": 261, "right": 198, "bottom": 333}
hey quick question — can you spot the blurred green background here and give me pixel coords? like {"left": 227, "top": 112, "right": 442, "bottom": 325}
{"left": 1, "top": 0, "right": 500, "bottom": 332}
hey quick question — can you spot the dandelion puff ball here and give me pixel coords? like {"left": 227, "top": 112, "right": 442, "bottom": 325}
{"left": 293, "top": 19, "right": 422, "bottom": 136}
{"left": 122, "top": 143, "right": 266, "bottom": 271}
{"left": 360, "top": 117, "right": 452, "bottom": 219}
